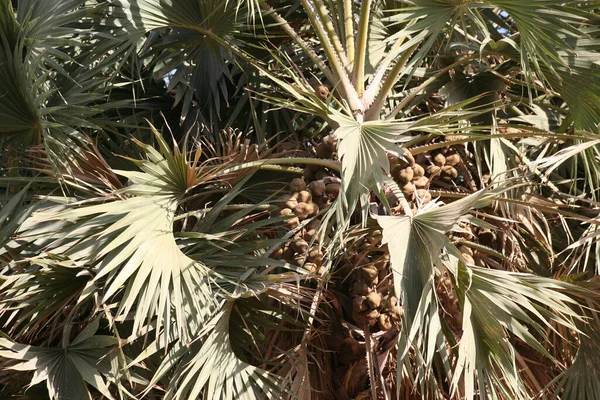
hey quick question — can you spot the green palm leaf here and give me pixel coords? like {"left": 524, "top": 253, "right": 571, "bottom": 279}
{"left": 0, "top": 318, "right": 120, "bottom": 400}
{"left": 19, "top": 125, "right": 217, "bottom": 342}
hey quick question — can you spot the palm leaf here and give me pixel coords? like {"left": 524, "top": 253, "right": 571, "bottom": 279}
{"left": 18, "top": 124, "right": 217, "bottom": 342}
{"left": 0, "top": 318, "right": 120, "bottom": 400}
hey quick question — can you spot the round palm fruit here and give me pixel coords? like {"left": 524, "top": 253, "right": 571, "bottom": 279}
{"left": 270, "top": 247, "right": 284, "bottom": 259}
{"left": 411, "top": 163, "right": 425, "bottom": 179}
{"left": 315, "top": 142, "right": 333, "bottom": 159}
{"left": 308, "top": 181, "right": 325, "bottom": 197}
{"left": 396, "top": 167, "right": 414, "bottom": 184}
{"left": 291, "top": 239, "right": 309, "bottom": 253}
{"left": 315, "top": 168, "right": 329, "bottom": 180}
{"left": 402, "top": 148, "right": 416, "bottom": 166}
{"left": 352, "top": 280, "right": 371, "bottom": 296}
{"left": 362, "top": 265, "right": 379, "bottom": 283}
{"left": 315, "top": 85, "right": 330, "bottom": 101}
{"left": 390, "top": 305, "right": 404, "bottom": 321}
{"left": 426, "top": 165, "right": 441, "bottom": 176}
{"left": 401, "top": 181, "right": 415, "bottom": 197}
{"left": 366, "top": 309, "right": 380, "bottom": 321}
{"left": 445, "top": 153, "right": 461, "bottom": 166}
{"left": 280, "top": 208, "right": 294, "bottom": 217}
{"left": 293, "top": 202, "right": 311, "bottom": 219}
{"left": 303, "top": 168, "right": 315, "bottom": 181}
{"left": 284, "top": 216, "right": 300, "bottom": 229}
{"left": 366, "top": 292, "right": 382, "bottom": 309}
{"left": 284, "top": 196, "right": 298, "bottom": 210}
{"left": 378, "top": 313, "right": 393, "bottom": 331}
{"left": 298, "top": 190, "right": 312, "bottom": 203}
{"left": 415, "top": 189, "right": 432, "bottom": 204}
{"left": 441, "top": 165, "right": 458, "bottom": 180}
{"left": 293, "top": 253, "right": 307, "bottom": 266}
{"left": 383, "top": 295, "right": 398, "bottom": 310}
{"left": 306, "top": 202, "right": 320, "bottom": 217}
{"left": 289, "top": 177, "right": 307, "bottom": 192}
{"left": 307, "top": 248, "right": 323, "bottom": 265}
{"left": 412, "top": 175, "right": 429, "bottom": 189}
{"left": 322, "top": 135, "right": 337, "bottom": 152}
{"left": 390, "top": 164, "right": 403, "bottom": 179}
{"left": 325, "top": 183, "right": 340, "bottom": 199}
{"left": 282, "top": 248, "right": 294, "bottom": 262}
{"left": 388, "top": 154, "right": 401, "bottom": 169}
{"left": 303, "top": 262, "right": 318, "bottom": 274}
{"left": 433, "top": 153, "right": 446, "bottom": 167}
{"left": 353, "top": 296, "right": 368, "bottom": 312}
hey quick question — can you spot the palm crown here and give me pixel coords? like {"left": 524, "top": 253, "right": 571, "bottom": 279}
{"left": 1, "top": 0, "right": 600, "bottom": 399}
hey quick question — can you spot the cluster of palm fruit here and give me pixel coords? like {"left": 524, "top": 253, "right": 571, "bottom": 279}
{"left": 337, "top": 238, "right": 403, "bottom": 332}
{"left": 348, "top": 253, "right": 403, "bottom": 331}
{"left": 389, "top": 146, "right": 466, "bottom": 212}
{"left": 271, "top": 135, "right": 341, "bottom": 274}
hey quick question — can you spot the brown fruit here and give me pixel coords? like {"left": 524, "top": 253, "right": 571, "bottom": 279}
{"left": 293, "top": 202, "right": 311, "bottom": 219}
{"left": 396, "top": 167, "right": 414, "bottom": 184}
{"left": 282, "top": 248, "right": 294, "bottom": 262}
{"left": 315, "top": 169, "right": 329, "bottom": 180}
{"left": 291, "top": 239, "right": 309, "bottom": 253}
{"left": 445, "top": 153, "right": 461, "bottom": 166}
{"left": 308, "top": 181, "right": 325, "bottom": 197}
{"left": 390, "top": 305, "right": 404, "bottom": 321}
{"left": 284, "top": 196, "right": 298, "bottom": 210}
{"left": 306, "top": 202, "right": 320, "bottom": 217}
{"left": 298, "top": 190, "right": 312, "bottom": 203}
{"left": 402, "top": 148, "right": 415, "bottom": 166}
{"left": 441, "top": 165, "right": 458, "bottom": 180}
{"left": 353, "top": 296, "right": 368, "bottom": 312}
{"left": 365, "top": 308, "right": 380, "bottom": 321}
{"left": 315, "top": 142, "right": 333, "bottom": 159}
{"left": 325, "top": 183, "right": 340, "bottom": 199}
{"left": 270, "top": 247, "right": 284, "bottom": 259}
{"left": 289, "top": 177, "right": 307, "bottom": 192}
{"left": 411, "top": 163, "right": 425, "bottom": 179}
{"left": 308, "top": 248, "right": 323, "bottom": 266}
{"left": 415, "top": 189, "right": 432, "bottom": 204}
{"left": 303, "top": 262, "right": 318, "bottom": 273}
{"left": 378, "top": 313, "right": 393, "bottom": 331}
{"left": 433, "top": 153, "right": 446, "bottom": 167}
{"left": 401, "top": 181, "right": 415, "bottom": 196}
{"left": 426, "top": 165, "right": 441, "bottom": 176}
{"left": 362, "top": 265, "right": 379, "bottom": 283}
{"left": 412, "top": 175, "right": 429, "bottom": 189}
{"left": 366, "top": 292, "right": 382, "bottom": 309}
{"left": 302, "top": 168, "right": 315, "bottom": 181}
{"left": 315, "top": 85, "right": 330, "bottom": 101}
{"left": 322, "top": 135, "right": 337, "bottom": 152}
{"left": 284, "top": 216, "right": 300, "bottom": 229}
{"left": 352, "top": 280, "right": 371, "bottom": 296}
{"left": 388, "top": 154, "right": 401, "bottom": 169}
{"left": 293, "top": 253, "right": 307, "bottom": 266}
{"left": 279, "top": 208, "right": 294, "bottom": 217}
{"left": 384, "top": 295, "right": 398, "bottom": 309}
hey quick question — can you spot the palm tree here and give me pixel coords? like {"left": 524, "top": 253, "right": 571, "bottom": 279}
{"left": 1, "top": 0, "right": 600, "bottom": 399}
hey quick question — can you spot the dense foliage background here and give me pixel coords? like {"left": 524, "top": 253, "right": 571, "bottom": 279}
{"left": 2, "top": 0, "right": 600, "bottom": 399}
